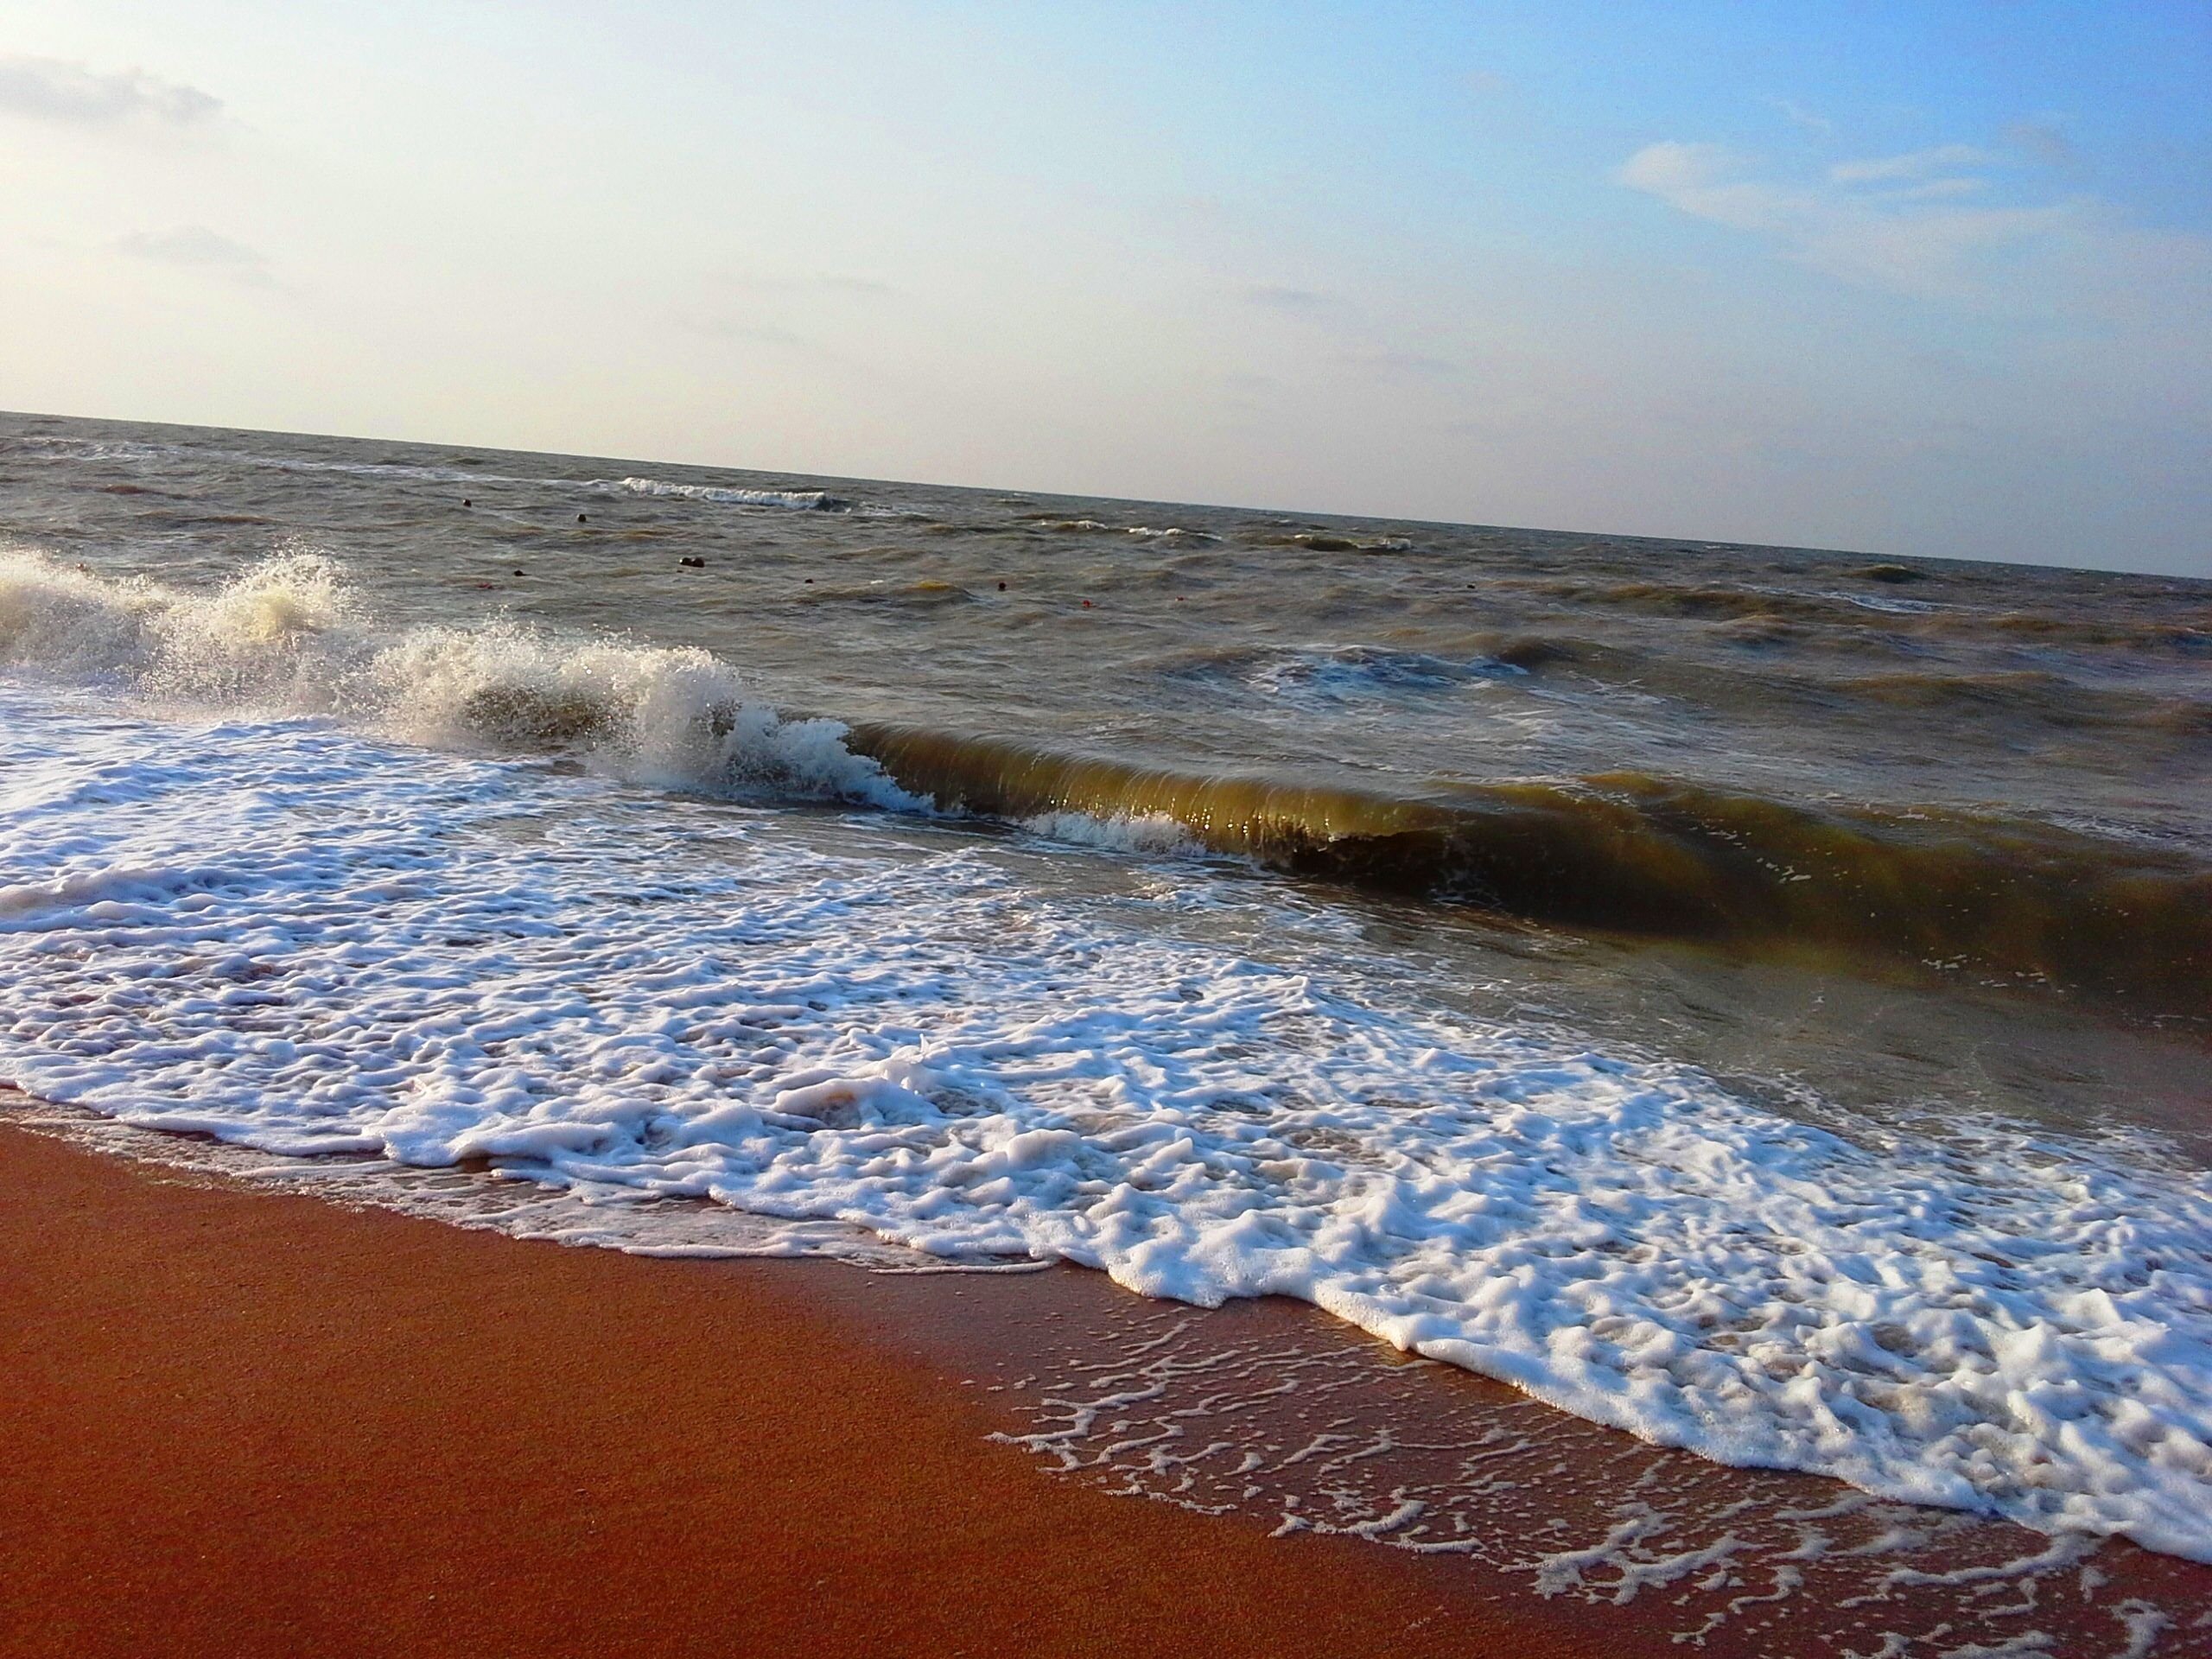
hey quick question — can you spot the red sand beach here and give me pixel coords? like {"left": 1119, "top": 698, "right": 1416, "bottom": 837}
{"left": 0, "top": 1122, "right": 1624, "bottom": 1658}
{"left": 10, "top": 1113, "right": 2209, "bottom": 1658}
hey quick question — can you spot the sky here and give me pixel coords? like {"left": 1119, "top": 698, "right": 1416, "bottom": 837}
{"left": 1, "top": 3, "right": 2207, "bottom": 575}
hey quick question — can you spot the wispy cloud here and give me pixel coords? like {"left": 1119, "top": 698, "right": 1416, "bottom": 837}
{"left": 1618, "top": 140, "right": 2074, "bottom": 302}
{"left": 673, "top": 306, "right": 848, "bottom": 359}
{"left": 1243, "top": 284, "right": 1332, "bottom": 310}
{"left": 0, "top": 54, "right": 218, "bottom": 127}
{"left": 117, "top": 226, "right": 272, "bottom": 285}
{"left": 674, "top": 272, "right": 889, "bottom": 358}
{"left": 1828, "top": 143, "right": 1991, "bottom": 185}
{"left": 1885, "top": 176, "right": 1986, "bottom": 202}
{"left": 1764, "top": 97, "right": 1833, "bottom": 136}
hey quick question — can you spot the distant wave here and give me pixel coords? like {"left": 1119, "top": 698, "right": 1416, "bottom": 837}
{"left": 607, "top": 476, "right": 851, "bottom": 512}
{"left": 14, "top": 433, "right": 858, "bottom": 514}
{"left": 1023, "top": 517, "right": 1221, "bottom": 543}
{"left": 1260, "top": 530, "right": 1416, "bottom": 554}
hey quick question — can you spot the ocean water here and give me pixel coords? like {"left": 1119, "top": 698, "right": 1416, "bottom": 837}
{"left": 3, "top": 412, "right": 2209, "bottom": 1572}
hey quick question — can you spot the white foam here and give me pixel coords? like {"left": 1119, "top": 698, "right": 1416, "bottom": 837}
{"left": 1244, "top": 645, "right": 1526, "bottom": 702}
{"left": 1125, "top": 526, "right": 1221, "bottom": 544}
{"left": 0, "top": 549, "right": 912, "bottom": 809}
{"left": 607, "top": 476, "right": 846, "bottom": 512}
{"left": 1019, "top": 810, "right": 1196, "bottom": 855}
{"left": 1, "top": 682, "right": 2209, "bottom": 1563}
{"left": 1827, "top": 589, "right": 1942, "bottom": 615}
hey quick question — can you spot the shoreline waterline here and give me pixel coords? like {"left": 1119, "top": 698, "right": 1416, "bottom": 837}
{"left": 8, "top": 1103, "right": 2209, "bottom": 1657}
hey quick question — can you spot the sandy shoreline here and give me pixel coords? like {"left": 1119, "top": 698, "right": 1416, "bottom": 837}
{"left": 10, "top": 1113, "right": 2209, "bottom": 1657}
{"left": 0, "top": 1122, "right": 1623, "bottom": 1658}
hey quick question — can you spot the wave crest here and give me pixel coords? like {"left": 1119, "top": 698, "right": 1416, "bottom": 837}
{"left": 0, "top": 549, "right": 909, "bottom": 806}
{"left": 845, "top": 722, "right": 2212, "bottom": 1018}
{"left": 5, "top": 549, "right": 2203, "bottom": 1016}
{"left": 610, "top": 476, "right": 849, "bottom": 512}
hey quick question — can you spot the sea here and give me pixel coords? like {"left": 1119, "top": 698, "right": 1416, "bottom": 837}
{"left": 3, "top": 411, "right": 2209, "bottom": 1645}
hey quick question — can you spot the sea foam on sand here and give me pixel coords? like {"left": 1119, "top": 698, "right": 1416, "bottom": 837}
{"left": 2, "top": 682, "right": 2209, "bottom": 1562}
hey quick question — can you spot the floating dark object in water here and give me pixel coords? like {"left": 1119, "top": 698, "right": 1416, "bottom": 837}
{"left": 679, "top": 556, "right": 706, "bottom": 569}
{"left": 461, "top": 498, "right": 472, "bottom": 508}
{"left": 577, "top": 512, "right": 589, "bottom": 524}
{"left": 1857, "top": 563, "right": 1927, "bottom": 583}
{"left": 997, "top": 581, "right": 1007, "bottom": 591}
{"left": 512, "top": 569, "right": 524, "bottom": 577}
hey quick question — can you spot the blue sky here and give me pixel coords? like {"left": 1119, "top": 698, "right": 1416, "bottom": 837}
{"left": 2, "top": 2, "right": 2207, "bottom": 572}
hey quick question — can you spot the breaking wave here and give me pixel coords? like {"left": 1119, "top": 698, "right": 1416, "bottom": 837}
{"left": 0, "top": 549, "right": 907, "bottom": 806}
{"left": 845, "top": 725, "right": 2212, "bottom": 1016}
{"left": 609, "top": 476, "right": 851, "bottom": 512}
{"left": 3, "top": 549, "right": 2203, "bottom": 1015}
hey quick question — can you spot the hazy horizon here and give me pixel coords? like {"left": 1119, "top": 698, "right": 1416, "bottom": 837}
{"left": 3, "top": 3, "right": 2207, "bottom": 577}
{"left": 23, "top": 402, "right": 2209, "bottom": 584}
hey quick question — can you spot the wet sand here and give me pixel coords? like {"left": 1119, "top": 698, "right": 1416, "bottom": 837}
{"left": 9, "top": 1111, "right": 2210, "bottom": 1656}
{"left": 0, "top": 1122, "right": 1623, "bottom": 1659}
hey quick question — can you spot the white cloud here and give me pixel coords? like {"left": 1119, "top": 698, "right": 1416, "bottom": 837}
{"left": 1885, "top": 177, "right": 1986, "bottom": 202}
{"left": 1618, "top": 142, "right": 1786, "bottom": 232}
{"left": 1829, "top": 144, "right": 1991, "bottom": 185}
{"left": 1618, "top": 140, "right": 2077, "bottom": 302}
{"left": 682, "top": 319, "right": 828, "bottom": 353}
{"left": 117, "top": 226, "right": 272, "bottom": 285}
{"left": 0, "top": 54, "right": 218, "bottom": 127}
